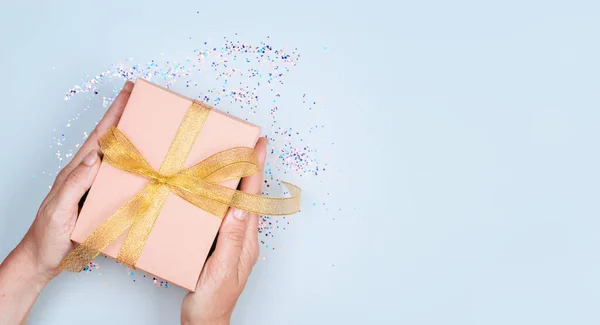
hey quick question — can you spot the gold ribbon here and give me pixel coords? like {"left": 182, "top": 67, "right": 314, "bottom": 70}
{"left": 59, "top": 101, "right": 301, "bottom": 272}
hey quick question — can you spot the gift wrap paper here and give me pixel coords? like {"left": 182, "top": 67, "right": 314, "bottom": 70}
{"left": 71, "top": 79, "right": 261, "bottom": 291}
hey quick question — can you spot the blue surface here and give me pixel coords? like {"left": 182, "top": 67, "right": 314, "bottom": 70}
{"left": 1, "top": 1, "right": 600, "bottom": 324}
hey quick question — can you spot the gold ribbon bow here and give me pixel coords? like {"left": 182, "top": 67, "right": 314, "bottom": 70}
{"left": 59, "top": 101, "right": 301, "bottom": 272}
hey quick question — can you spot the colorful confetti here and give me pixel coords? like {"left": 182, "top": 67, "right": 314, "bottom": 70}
{"left": 45, "top": 35, "right": 330, "bottom": 287}
{"left": 81, "top": 261, "right": 99, "bottom": 273}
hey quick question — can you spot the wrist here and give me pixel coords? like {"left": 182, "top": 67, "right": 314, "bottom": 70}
{"left": 9, "top": 238, "right": 53, "bottom": 291}
{"left": 0, "top": 240, "right": 51, "bottom": 324}
{"left": 205, "top": 319, "right": 229, "bottom": 325}
{"left": 181, "top": 313, "right": 230, "bottom": 325}
{"left": 183, "top": 319, "right": 229, "bottom": 325}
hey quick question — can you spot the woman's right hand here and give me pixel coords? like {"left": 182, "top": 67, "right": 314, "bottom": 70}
{"left": 180, "top": 138, "right": 267, "bottom": 325}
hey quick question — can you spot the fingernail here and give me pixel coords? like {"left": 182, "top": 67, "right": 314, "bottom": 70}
{"left": 83, "top": 151, "right": 98, "bottom": 166}
{"left": 233, "top": 209, "right": 247, "bottom": 220}
{"left": 123, "top": 80, "right": 134, "bottom": 92}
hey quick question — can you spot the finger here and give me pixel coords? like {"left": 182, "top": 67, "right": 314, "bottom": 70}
{"left": 241, "top": 137, "right": 268, "bottom": 195}
{"left": 54, "top": 80, "right": 134, "bottom": 189}
{"left": 212, "top": 207, "right": 248, "bottom": 274}
{"left": 54, "top": 150, "right": 101, "bottom": 212}
{"left": 238, "top": 137, "right": 268, "bottom": 274}
{"left": 210, "top": 138, "right": 268, "bottom": 275}
{"left": 68, "top": 80, "right": 134, "bottom": 166}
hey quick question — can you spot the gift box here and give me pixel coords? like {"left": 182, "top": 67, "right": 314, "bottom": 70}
{"left": 69, "top": 79, "right": 262, "bottom": 291}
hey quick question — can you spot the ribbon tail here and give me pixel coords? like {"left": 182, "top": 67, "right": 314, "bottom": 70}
{"left": 172, "top": 180, "right": 302, "bottom": 217}
{"left": 59, "top": 183, "right": 157, "bottom": 272}
{"left": 229, "top": 181, "right": 302, "bottom": 215}
{"left": 171, "top": 190, "right": 229, "bottom": 218}
{"left": 117, "top": 182, "right": 171, "bottom": 268}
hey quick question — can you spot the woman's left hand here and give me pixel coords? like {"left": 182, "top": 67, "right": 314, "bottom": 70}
{"left": 0, "top": 81, "right": 134, "bottom": 325}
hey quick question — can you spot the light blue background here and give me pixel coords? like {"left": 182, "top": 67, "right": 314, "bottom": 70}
{"left": 2, "top": 1, "right": 600, "bottom": 324}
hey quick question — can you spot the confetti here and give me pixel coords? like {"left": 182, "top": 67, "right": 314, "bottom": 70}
{"left": 82, "top": 261, "right": 99, "bottom": 273}
{"left": 47, "top": 35, "right": 331, "bottom": 287}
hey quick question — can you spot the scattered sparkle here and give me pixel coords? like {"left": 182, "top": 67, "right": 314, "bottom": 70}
{"left": 47, "top": 34, "right": 333, "bottom": 288}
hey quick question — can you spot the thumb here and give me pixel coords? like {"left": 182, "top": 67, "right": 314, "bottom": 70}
{"left": 55, "top": 150, "right": 101, "bottom": 209}
{"left": 211, "top": 208, "right": 248, "bottom": 271}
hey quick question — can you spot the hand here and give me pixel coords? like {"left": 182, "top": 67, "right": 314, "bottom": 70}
{"left": 181, "top": 138, "right": 267, "bottom": 325}
{"left": 23, "top": 80, "right": 134, "bottom": 279}
{"left": 0, "top": 81, "right": 134, "bottom": 324}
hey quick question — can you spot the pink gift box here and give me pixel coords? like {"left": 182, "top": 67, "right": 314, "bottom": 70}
{"left": 70, "top": 78, "right": 260, "bottom": 291}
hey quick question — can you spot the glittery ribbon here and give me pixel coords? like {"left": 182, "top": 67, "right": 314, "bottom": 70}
{"left": 59, "top": 101, "right": 301, "bottom": 271}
